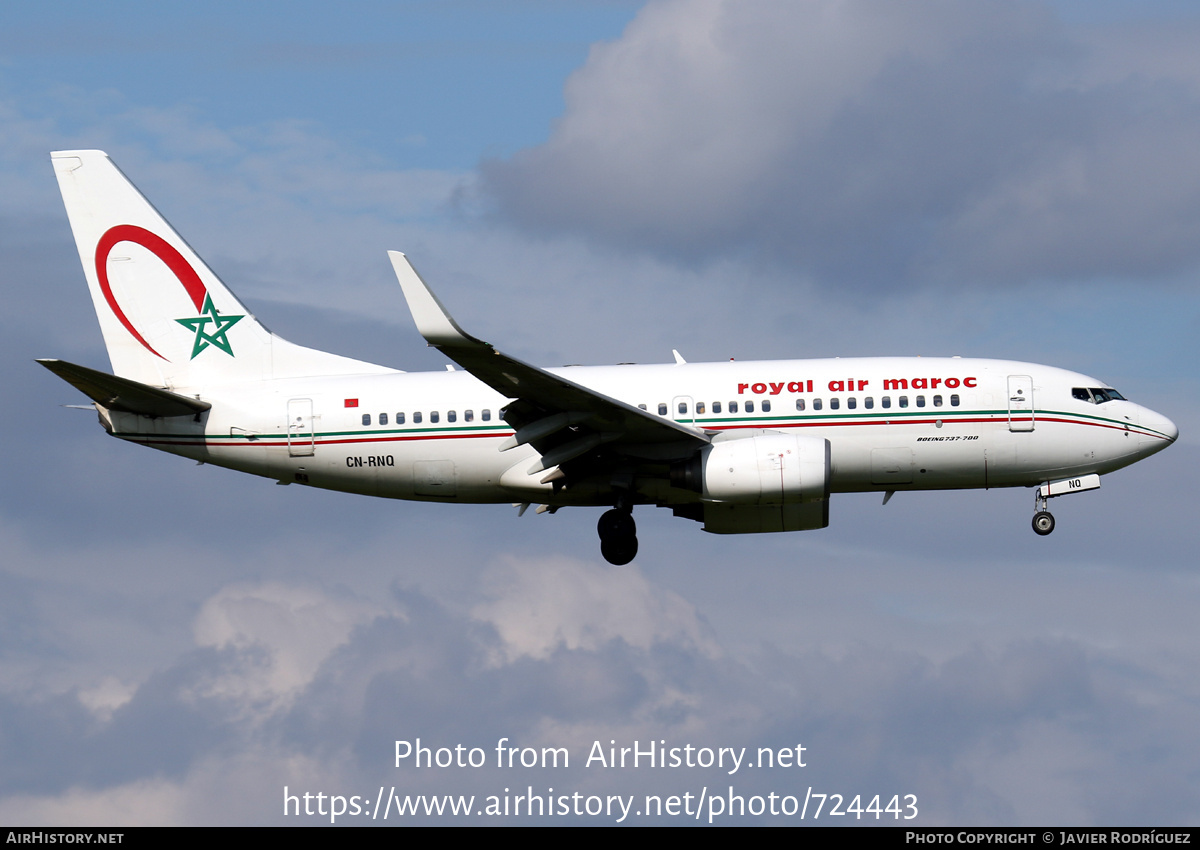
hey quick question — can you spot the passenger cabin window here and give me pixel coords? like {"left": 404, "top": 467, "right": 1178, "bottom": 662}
{"left": 464, "top": 410, "right": 473, "bottom": 422}
{"left": 482, "top": 409, "right": 491, "bottom": 421}
{"left": 447, "top": 410, "right": 456, "bottom": 422}
{"left": 830, "top": 398, "right": 840, "bottom": 410}
{"left": 796, "top": 399, "right": 806, "bottom": 411}
{"left": 762, "top": 400, "right": 771, "bottom": 413}
{"left": 638, "top": 403, "right": 647, "bottom": 410}
{"left": 746, "top": 400, "right": 755, "bottom": 413}
{"left": 397, "top": 412, "right": 406, "bottom": 425}
{"left": 882, "top": 397, "right": 891, "bottom": 409}
{"left": 413, "top": 411, "right": 422, "bottom": 424}
{"left": 658, "top": 403, "right": 668, "bottom": 416}
{"left": 430, "top": 411, "right": 440, "bottom": 424}
{"left": 865, "top": 397, "right": 874, "bottom": 409}
{"left": 950, "top": 395, "right": 960, "bottom": 407}
{"left": 697, "top": 402, "right": 706, "bottom": 414}
{"left": 899, "top": 396, "right": 908, "bottom": 408}
{"left": 813, "top": 398, "right": 823, "bottom": 410}
{"left": 678, "top": 402, "right": 688, "bottom": 415}
{"left": 362, "top": 413, "right": 371, "bottom": 426}
{"left": 729, "top": 401, "right": 738, "bottom": 413}
{"left": 916, "top": 396, "right": 925, "bottom": 408}
{"left": 379, "top": 412, "right": 388, "bottom": 425}
{"left": 847, "top": 397, "right": 856, "bottom": 410}
{"left": 713, "top": 401, "right": 722, "bottom": 413}
{"left": 933, "top": 395, "right": 943, "bottom": 407}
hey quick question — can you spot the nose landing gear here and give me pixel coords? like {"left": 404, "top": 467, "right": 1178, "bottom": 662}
{"left": 1031, "top": 488, "right": 1055, "bottom": 536}
{"left": 598, "top": 506, "right": 638, "bottom": 565}
{"left": 1029, "top": 474, "right": 1103, "bottom": 536}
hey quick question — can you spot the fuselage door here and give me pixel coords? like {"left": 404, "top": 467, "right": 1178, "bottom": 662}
{"left": 287, "top": 398, "right": 315, "bottom": 456}
{"left": 1007, "top": 375, "right": 1035, "bottom": 432}
{"left": 672, "top": 396, "right": 695, "bottom": 425}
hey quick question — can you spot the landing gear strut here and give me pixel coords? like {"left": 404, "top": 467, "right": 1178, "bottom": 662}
{"left": 598, "top": 506, "right": 638, "bottom": 565}
{"left": 1032, "top": 490, "right": 1055, "bottom": 536}
{"left": 1028, "top": 474, "right": 1101, "bottom": 536}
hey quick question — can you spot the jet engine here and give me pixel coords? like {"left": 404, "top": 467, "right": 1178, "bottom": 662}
{"left": 671, "top": 433, "right": 831, "bottom": 533}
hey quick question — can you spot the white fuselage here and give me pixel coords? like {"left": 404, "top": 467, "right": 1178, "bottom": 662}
{"left": 102, "top": 356, "right": 1177, "bottom": 507}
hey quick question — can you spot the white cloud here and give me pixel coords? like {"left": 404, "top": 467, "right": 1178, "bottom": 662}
{"left": 472, "top": 554, "right": 720, "bottom": 664}
{"left": 1, "top": 539, "right": 1198, "bottom": 824}
{"left": 482, "top": 0, "right": 1200, "bottom": 289}
{"left": 76, "top": 676, "right": 137, "bottom": 722}
{"left": 191, "top": 582, "right": 390, "bottom": 715}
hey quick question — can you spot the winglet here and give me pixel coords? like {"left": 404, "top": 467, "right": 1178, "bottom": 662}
{"left": 388, "top": 251, "right": 482, "bottom": 348}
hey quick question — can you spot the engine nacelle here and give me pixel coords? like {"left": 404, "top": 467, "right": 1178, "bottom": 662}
{"left": 673, "top": 433, "right": 831, "bottom": 505}
{"left": 702, "top": 500, "right": 829, "bottom": 534}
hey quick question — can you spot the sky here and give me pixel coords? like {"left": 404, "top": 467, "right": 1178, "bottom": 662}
{"left": 2, "top": 0, "right": 1199, "bottom": 826}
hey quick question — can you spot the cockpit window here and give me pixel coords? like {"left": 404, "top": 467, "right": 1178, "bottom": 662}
{"left": 1074, "top": 387, "right": 1127, "bottom": 404}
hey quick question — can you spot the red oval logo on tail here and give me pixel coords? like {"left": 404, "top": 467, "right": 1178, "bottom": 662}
{"left": 94, "top": 224, "right": 208, "bottom": 361}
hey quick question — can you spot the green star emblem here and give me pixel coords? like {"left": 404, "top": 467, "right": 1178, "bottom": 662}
{"left": 175, "top": 294, "right": 244, "bottom": 359}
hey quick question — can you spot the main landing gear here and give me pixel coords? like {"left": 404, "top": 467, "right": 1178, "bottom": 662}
{"left": 1032, "top": 490, "right": 1055, "bottom": 536}
{"left": 598, "top": 505, "right": 638, "bottom": 565}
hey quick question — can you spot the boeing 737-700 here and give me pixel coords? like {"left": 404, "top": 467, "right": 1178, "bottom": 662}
{"left": 39, "top": 151, "right": 1178, "bottom": 564}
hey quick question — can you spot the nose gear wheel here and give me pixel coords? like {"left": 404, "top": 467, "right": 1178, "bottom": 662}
{"left": 1032, "top": 510, "right": 1055, "bottom": 536}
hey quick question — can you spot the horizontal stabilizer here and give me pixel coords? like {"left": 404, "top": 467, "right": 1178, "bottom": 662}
{"left": 37, "top": 359, "right": 211, "bottom": 417}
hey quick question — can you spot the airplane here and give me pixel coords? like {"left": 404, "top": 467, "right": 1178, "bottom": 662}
{"left": 40, "top": 150, "right": 1179, "bottom": 565}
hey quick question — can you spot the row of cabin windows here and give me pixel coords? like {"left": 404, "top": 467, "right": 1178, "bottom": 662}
{"left": 361, "top": 409, "right": 493, "bottom": 427}
{"left": 641, "top": 395, "right": 962, "bottom": 416}
{"left": 642, "top": 401, "right": 784, "bottom": 415}
{"left": 359, "top": 393, "right": 966, "bottom": 427}
{"left": 800, "top": 394, "right": 960, "bottom": 411}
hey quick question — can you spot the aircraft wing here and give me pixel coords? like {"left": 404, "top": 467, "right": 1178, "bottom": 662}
{"left": 389, "top": 253, "right": 708, "bottom": 474}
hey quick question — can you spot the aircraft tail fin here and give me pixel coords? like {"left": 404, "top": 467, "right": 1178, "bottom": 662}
{"left": 50, "top": 150, "right": 393, "bottom": 388}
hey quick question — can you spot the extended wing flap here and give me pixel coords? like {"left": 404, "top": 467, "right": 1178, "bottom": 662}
{"left": 389, "top": 252, "right": 707, "bottom": 451}
{"left": 37, "top": 359, "right": 211, "bottom": 417}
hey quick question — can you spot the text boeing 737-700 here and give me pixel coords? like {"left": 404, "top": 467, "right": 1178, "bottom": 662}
{"left": 39, "top": 151, "right": 1178, "bottom": 564}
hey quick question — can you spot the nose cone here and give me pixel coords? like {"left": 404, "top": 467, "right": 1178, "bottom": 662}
{"left": 1138, "top": 407, "right": 1178, "bottom": 453}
